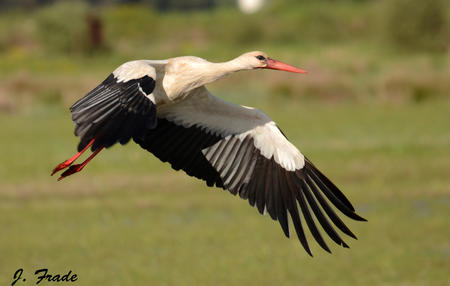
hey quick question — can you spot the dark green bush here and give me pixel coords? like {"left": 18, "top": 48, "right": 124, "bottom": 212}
{"left": 35, "top": 1, "right": 89, "bottom": 54}
{"left": 385, "top": 0, "right": 448, "bottom": 51}
{"left": 102, "top": 4, "right": 159, "bottom": 43}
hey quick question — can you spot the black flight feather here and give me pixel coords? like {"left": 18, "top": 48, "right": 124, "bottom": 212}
{"left": 71, "top": 73, "right": 157, "bottom": 152}
{"left": 134, "top": 117, "right": 365, "bottom": 254}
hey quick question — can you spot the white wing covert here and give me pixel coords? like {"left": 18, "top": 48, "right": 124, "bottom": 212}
{"left": 134, "top": 87, "right": 365, "bottom": 255}
{"left": 70, "top": 61, "right": 157, "bottom": 151}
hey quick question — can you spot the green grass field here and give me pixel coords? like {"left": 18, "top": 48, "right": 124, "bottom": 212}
{"left": 1, "top": 98, "right": 449, "bottom": 285}
{"left": 1, "top": 1, "right": 449, "bottom": 284}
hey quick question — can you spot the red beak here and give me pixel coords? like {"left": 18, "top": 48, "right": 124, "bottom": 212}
{"left": 264, "top": 58, "right": 307, "bottom": 74}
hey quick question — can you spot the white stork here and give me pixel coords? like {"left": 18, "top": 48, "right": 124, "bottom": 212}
{"left": 52, "top": 51, "right": 365, "bottom": 255}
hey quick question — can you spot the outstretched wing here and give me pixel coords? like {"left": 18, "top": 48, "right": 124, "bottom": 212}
{"left": 70, "top": 61, "right": 157, "bottom": 151}
{"left": 134, "top": 87, "right": 366, "bottom": 255}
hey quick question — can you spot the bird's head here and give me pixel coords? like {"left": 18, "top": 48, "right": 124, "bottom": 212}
{"left": 163, "top": 51, "right": 306, "bottom": 96}
{"left": 236, "top": 51, "right": 307, "bottom": 74}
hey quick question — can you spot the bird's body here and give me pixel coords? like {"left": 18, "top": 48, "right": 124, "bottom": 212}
{"left": 52, "top": 51, "right": 365, "bottom": 255}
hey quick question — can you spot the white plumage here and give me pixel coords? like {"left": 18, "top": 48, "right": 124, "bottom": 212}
{"left": 52, "top": 51, "right": 365, "bottom": 255}
{"left": 158, "top": 87, "right": 304, "bottom": 171}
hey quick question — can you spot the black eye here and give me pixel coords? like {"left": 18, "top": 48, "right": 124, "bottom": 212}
{"left": 255, "top": 55, "right": 266, "bottom": 61}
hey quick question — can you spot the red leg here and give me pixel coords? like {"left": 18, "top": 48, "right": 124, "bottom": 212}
{"left": 51, "top": 139, "right": 95, "bottom": 176}
{"left": 58, "top": 146, "right": 104, "bottom": 181}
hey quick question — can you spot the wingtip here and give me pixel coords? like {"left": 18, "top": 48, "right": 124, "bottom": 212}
{"left": 348, "top": 231, "right": 358, "bottom": 240}
{"left": 300, "top": 241, "right": 313, "bottom": 256}
{"left": 317, "top": 241, "right": 332, "bottom": 254}
{"left": 348, "top": 212, "right": 367, "bottom": 222}
{"left": 279, "top": 221, "right": 290, "bottom": 238}
{"left": 359, "top": 215, "right": 368, "bottom": 222}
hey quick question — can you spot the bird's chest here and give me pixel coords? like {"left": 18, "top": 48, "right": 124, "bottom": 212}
{"left": 147, "top": 79, "right": 177, "bottom": 106}
{"left": 154, "top": 73, "right": 197, "bottom": 105}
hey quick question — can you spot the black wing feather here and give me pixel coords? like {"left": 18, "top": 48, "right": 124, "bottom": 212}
{"left": 303, "top": 175, "right": 349, "bottom": 248}
{"left": 253, "top": 158, "right": 266, "bottom": 214}
{"left": 71, "top": 73, "right": 156, "bottom": 151}
{"left": 134, "top": 119, "right": 223, "bottom": 188}
{"left": 134, "top": 118, "right": 365, "bottom": 255}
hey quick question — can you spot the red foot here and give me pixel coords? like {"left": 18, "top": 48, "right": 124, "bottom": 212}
{"left": 57, "top": 163, "right": 86, "bottom": 181}
{"left": 51, "top": 158, "right": 78, "bottom": 176}
{"left": 51, "top": 139, "right": 95, "bottom": 176}
{"left": 57, "top": 146, "right": 104, "bottom": 181}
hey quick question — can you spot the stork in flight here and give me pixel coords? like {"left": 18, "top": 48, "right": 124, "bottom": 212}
{"left": 51, "top": 51, "right": 365, "bottom": 255}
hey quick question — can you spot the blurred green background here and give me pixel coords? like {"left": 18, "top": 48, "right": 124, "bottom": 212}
{"left": 0, "top": 0, "right": 449, "bottom": 285}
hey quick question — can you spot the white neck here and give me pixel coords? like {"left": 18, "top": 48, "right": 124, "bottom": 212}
{"left": 201, "top": 58, "right": 248, "bottom": 84}
{"left": 164, "top": 57, "right": 251, "bottom": 97}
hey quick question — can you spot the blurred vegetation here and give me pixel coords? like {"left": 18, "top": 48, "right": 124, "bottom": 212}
{"left": 0, "top": 0, "right": 448, "bottom": 111}
{"left": 385, "top": 0, "right": 448, "bottom": 51}
{"left": 1, "top": 99, "right": 449, "bottom": 286}
{"left": 0, "top": 1, "right": 449, "bottom": 285}
{"left": 35, "top": 1, "right": 90, "bottom": 54}
{"left": 0, "top": 0, "right": 447, "bottom": 53}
